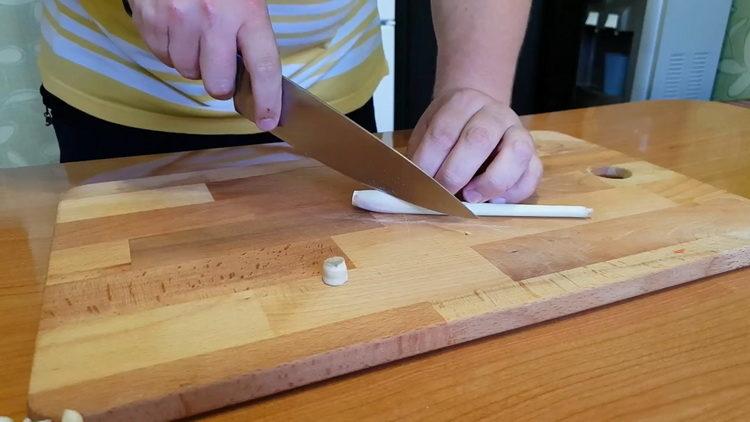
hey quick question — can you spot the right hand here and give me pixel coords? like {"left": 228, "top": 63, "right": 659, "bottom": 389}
{"left": 128, "top": 0, "right": 281, "bottom": 131}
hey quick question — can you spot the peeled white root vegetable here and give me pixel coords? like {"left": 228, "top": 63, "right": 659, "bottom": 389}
{"left": 352, "top": 190, "right": 592, "bottom": 218}
{"left": 10, "top": 408, "right": 82, "bottom": 422}
{"left": 61, "top": 410, "right": 84, "bottom": 422}
{"left": 322, "top": 257, "right": 348, "bottom": 286}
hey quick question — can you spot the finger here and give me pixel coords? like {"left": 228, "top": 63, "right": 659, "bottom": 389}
{"left": 433, "top": 106, "right": 503, "bottom": 194}
{"left": 133, "top": 4, "right": 172, "bottom": 67}
{"left": 406, "top": 95, "right": 449, "bottom": 158}
{"left": 199, "top": 25, "right": 238, "bottom": 100}
{"left": 406, "top": 116, "right": 427, "bottom": 158}
{"left": 462, "top": 125, "right": 536, "bottom": 202}
{"left": 410, "top": 91, "right": 486, "bottom": 177}
{"left": 237, "top": 10, "right": 282, "bottom": 131}
{"left": 166, "top": 3, "right": 201, "bottom": 79}
{"left": 490, "top": 155, "right": 543, "bottom": 204}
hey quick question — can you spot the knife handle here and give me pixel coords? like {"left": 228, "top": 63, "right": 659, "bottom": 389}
{"left": 122, "top": 0, "right": 132, "bottom": 16}
{"left": 233, "top": 58, "right": 256, "bottom": 120}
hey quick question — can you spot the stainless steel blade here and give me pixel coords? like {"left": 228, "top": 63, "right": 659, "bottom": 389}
{"left": 234, "top": 64, "right": 475, "bottom": 218}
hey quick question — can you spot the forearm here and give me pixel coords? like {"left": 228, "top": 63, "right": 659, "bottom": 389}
{"left": 431, "top": 0, "right": 530, "bottom": 103}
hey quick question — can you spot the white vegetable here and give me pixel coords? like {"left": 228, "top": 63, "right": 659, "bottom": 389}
{"left": 61, "top": 410, "right": 83, "bottom": 422}
{"left": 322, "top": 257, "right": 348, "bottom": 286}
{"left": 9, "top": 409, "right": 81, "bottom": 422}
{"left": 352, "top": 190, "right": 592, "bottom": 219}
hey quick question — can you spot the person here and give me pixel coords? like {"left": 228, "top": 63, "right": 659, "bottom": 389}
{"left": 39, "top": 0, "right": 541, "bottom": 204}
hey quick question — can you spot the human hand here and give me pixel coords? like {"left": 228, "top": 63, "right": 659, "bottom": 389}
{"left": 407, "top": 88, "right": 542, "bottom": 204}
{"left": 128, "top": 0, "right": 281, "bottom": 130}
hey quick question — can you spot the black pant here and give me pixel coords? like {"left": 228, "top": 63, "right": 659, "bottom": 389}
{"left": 40, "top": 86, "right": 377, "bottom": 163}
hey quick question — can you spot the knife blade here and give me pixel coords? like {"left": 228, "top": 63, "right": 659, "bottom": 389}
{"left": 233, "top": 62, "right": 475, "bottom": 218}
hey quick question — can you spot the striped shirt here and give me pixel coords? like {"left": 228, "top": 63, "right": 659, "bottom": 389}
{"left": 39, "top": 0, "right": 387, "bottom": 134}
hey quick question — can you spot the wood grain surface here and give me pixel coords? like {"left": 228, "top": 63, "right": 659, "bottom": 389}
{"left": 2, "top": 101, "right": 750, "bottom": 422}
{"left": 24, "top": 128, "right": 750, "bottom": 421}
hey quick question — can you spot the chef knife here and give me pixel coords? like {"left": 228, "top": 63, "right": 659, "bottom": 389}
{"left": 233, "top": 61, "right": 475, "bottom": 218}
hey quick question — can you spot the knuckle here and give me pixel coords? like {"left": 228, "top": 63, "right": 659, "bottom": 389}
{"left": 464, "top": 126, "right": 495, "bottom": 149}
{"left": 199, "top": 0, "right": 219, "bottom": 23}
{"left": 252, "top": 55, "right": 280, "bottom": 76}
{"left": 485, "top": 173, "right": 512, "bottom": 194}
{"left": 510, "top": 133, "right": 535, "bottom": 162}
{"left": 167, "top": 1, "right": 186, "bottom": 22}
{"left": 499, "top": 115, "right": 520, "bottom": 129}
{"left": 425, "top": 123, "right": 456, "bottom": 151}
{"left": 437, "top": 170, "right": 466, "bottom": 192}
{"left": 141, "top": 9, "right": 161, "bottom": 27}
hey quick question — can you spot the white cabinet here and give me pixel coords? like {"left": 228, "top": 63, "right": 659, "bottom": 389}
{"left": 632, "top": 0, "right": 732, "bottom": 100}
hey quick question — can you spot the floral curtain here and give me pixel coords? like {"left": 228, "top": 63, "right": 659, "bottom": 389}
{"left": 0, "top": 0, "right": 59, "bottom": 168}
{"left": 714, "top": 0, "right": 750, "bottom": 100}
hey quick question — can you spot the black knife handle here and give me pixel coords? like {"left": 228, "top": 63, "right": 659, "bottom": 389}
{"left": 122, "top": 0, "right": 132, "bottom": 16}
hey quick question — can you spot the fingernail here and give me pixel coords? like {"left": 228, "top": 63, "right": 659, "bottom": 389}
{"left": 463, "top": 189, "right": 483, "bottom": 203}
{"left": 258, "top": 118, "right": 276, "bottom": 132}
{"left": 490, "top": 197, "right": 507, "bottom": 204}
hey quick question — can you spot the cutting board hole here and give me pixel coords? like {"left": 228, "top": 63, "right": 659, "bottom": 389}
{"left": 591, "top": 166, "right": 632, "bottom": 179}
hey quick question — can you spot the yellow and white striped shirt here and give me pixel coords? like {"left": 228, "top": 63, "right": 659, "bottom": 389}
{"left": 39, "top": 0, "right": 387, "bottom": 134}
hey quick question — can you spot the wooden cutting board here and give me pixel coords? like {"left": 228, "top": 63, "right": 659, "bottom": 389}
{"left": 28, "top": 131, "right": 750, "bottom": 421}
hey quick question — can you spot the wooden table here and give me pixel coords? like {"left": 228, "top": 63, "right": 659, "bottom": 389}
{"left": 2, "top": 100, "right": 749, "bottom": 421}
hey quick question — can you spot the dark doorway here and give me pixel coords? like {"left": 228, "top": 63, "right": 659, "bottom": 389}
{"left": 394, "top": 0, "right": 589, "bottom": 129}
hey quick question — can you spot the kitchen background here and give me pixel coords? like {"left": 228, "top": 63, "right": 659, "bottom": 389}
{"left": 1, "top": 0, "right": 749, "bottom": 168}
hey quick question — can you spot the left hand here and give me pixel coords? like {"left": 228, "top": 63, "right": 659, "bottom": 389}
{"left": 407, "top": 88, "right": 542, "bottom": 204}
